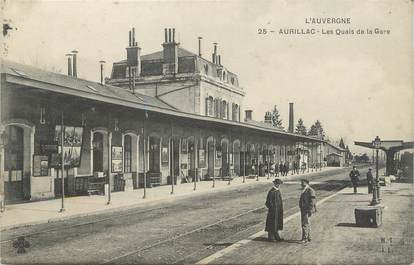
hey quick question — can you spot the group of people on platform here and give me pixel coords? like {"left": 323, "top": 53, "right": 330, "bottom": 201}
{"left": 349, "top": 166, "right": 375, "bottom": 194}
{"left": 250, "top": 161, "right": 321, "bottom": 177}
{"left": 250, "top": 161, "right": 325, "bottom": 178}
{"left": 264, "top": 165, "right": 379, "bottom": 245}
{"left": 265, "top": 178, "right": 317, "bottom": 244}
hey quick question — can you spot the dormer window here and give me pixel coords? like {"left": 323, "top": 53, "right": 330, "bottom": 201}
{"left": 231, "top": 77, "right": 235, "bottom": 85}
{"left": 204, "top": 64, "right": 209, "bottom": 75}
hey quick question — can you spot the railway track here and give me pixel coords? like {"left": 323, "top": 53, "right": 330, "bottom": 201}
{"left": 100, "top": 182, "right": 349, "bottom": 264}
{"left": 1, "top": 168, "right": 362, "bottom": 264}
{"left": 0, "top": 205, "right": 169, "bottom": 245}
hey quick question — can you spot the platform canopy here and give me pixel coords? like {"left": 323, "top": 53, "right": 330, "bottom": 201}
{"left": 354, "top": 140, "right": 414, "bottom": 175}
{"left": 354, "top": 140, "right": 414, "bottom": 152}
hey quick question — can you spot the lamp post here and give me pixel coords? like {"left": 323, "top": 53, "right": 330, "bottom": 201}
{"left": 371, "top": 136, "right": 381, "bottom": 205}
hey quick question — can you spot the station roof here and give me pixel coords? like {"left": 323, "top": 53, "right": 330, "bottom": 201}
{"left": 1, "top": 60, "right": 338, "bottom": 144}
{"left": 3, "top": 60, "right": 175, "bottom": 110}
{"left": 354, "top": 140, "right": 414, "bottom": 152}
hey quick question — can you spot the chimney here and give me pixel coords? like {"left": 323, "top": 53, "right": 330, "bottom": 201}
{"left": 99, "top": 60, "right": 105, "bottom": 85}
{"left": 66, "top": 53, "right": 73, "bottom": 76}
{"left": 288, "top": 102, "right": 294, "bottom": 133}
{"left": 162, "top": 27, "right": 179, "bottom": 75}
{"left": 164, "top": 28, "right": 168, "bottom": 43}
{"left": 126, "top": 27, "right": 141, "bottom": 76}
{"left": 132, "top": 27, "right": 135, "bottom": 46}
{"left": 72, "top": 50, "right": 78, "bottom": 78}
{"left": 245, "top": 110, "right": 253, "bottom": 121}
{"left": 212, "top": 43, "right": 218, "bottom": 64}
{"left": 264, "top": 111, "right": 272, "bottom": 124}
{"left": 198, "top": 37, "right": 202, "bottom": 57}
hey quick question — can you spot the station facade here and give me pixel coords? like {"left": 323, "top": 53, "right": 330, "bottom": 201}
{"left": 0, "top": 28, "right": 346, "bottom": 203}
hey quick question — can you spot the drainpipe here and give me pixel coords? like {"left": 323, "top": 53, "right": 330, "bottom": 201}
{"left": 59, "top": 111, "right": 65, "bottom": 213}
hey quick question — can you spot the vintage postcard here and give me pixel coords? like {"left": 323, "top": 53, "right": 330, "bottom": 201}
{"left": 0, "top": 0, "right": 413, "bottom": 264}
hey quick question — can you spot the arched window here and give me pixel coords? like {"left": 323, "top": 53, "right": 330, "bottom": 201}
{"left": 214, "top": 98, "right": 220, "bottom": 118}
{"left": 232, "top": 103, "right": 239, "bottom": 121}
{"left": 205, "top": 96, "right": 213, "bottom": 116}
{"left": 124, "top": 135, "right": 132, "bottom": 173}
{"left": 221, "top": 100, "right": 227, "bottom": 119}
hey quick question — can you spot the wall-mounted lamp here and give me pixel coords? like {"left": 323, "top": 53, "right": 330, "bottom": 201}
{"left": 114, "top": 118, "right": 120, "bottom": 132}
{"left": 81, "top": 113, "right": 87, "bottom": 127}
{"left": 40, "top": 106, "right": 46, "bottom": 125}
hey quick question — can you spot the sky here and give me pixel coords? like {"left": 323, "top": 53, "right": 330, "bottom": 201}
{"left": 2, "top": 0, "right": 413, "bottom": 154}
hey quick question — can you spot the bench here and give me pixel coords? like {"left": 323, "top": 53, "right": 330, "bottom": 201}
{"left": 147, "top": 173, "right": 161, "bottom": 187}
{"left": 138, "top": 172, "right": 162, "bottom": 188}
{"left": 87, "top": 178, "right": 105, "bottom": 195}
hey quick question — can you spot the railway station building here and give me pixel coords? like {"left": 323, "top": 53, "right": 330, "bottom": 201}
{"left": 0, "top": 28, "right": 347, "bottom": 203}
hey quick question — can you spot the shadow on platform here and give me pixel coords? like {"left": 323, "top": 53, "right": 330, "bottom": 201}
{"left": 252, "top": 237, "right": 304, "bottom": 244}
{"left": 336, "top": 223, "right": 360, "bottom": 228}
{"left": 203, "top": 242, "right": 233, "bottom": 247}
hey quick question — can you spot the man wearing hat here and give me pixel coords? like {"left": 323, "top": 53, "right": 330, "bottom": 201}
{"left": 299, "top": 179, "right": 317, "bottom": 243}
{"left": 366, "top": 168, "right": 374, "bottom": 194}
{"left": 265, "top": 178, "right": 284, "bottom": 242}
{"left": 349, "top": 166, "right": 360, "bottom": 194}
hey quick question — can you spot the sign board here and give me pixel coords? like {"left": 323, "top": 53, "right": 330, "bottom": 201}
{"left": 51, "top": 125, "right": 84, "bottom": 168}
{"left": 111, "top": 146, "right": 123, "bottom": 173}
{"left": 198, "top": 149, "right": 205, "bottom": 167}
{"left": 40, "top": 141, "right": 58, "bottom": 155}
{"left": 33, "top": 155, "right": 49, "bottom": 176}
{"left": 161, "top": 147, "right": 169, "bottom": 165}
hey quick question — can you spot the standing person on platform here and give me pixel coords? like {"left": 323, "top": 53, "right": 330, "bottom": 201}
{"left": 270, "top": 162, "right": 275, "bottom": 177}
{"left": 284, "top": 161, "right": 289, "bottom": 176}
{"left": 349, "top": 166, "right": 360, "bottom": 194}
{"left": 301, "top": 161, "right": 307, "bottom": 174}
{"left": 265, "top": 178, "right": 284, "bottom": 242}
{"left": 299, "top": 179, "right": 317, "bottom": 243}
{"left": 366, "top": 168, "right": 374, "bottom": 194}
{"left": 279, "top": 162, "right": 284, "bottom": 176}
{"left": 274, "top": 162, "right": 279, "bottom": 177}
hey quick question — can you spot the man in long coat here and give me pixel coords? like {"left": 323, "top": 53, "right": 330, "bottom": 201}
{"left": 265, "top": 178, "right": 284, "bottom": 241}
{"left": 349, "top": 166, "right": 360, "bottom": 194}
{"left": 299, "top": 179, "right": 316, "bottom": 243}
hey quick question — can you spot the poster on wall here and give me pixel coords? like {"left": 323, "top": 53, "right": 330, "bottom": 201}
{"left": 51, "top": 125, "right": 84, "bottom": 168}
{"left": 111, "top": 146, "right": 123, "bottom": 173}
{"left": 181, "top": 139, "right": 188, "bottom": 154}
{"left": 198, "top": 149, "right": 205, "bottom": 167}
{"left": 33, "top": 155, "right": 49, "bottom": 176}
{"left": 216, "top": 150, "right": 222, "bottom": 160}
{"left": 112, "top": 160, "right": 123, "bottom": 173}
{"left": 161, "top": 147, "right": 169, "bottom": 165}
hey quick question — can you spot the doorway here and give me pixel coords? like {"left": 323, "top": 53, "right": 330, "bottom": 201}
{"left": 92, "top": 132, "right": 104, "bottom": 172}
{"left": 149, "top": 136, "right": 160, "bottom": 173}
{"left": 221, "top": 140, "right": 228, "bottom": 178}
{"left": 207, "top": 139, "right": 214, "bottom": 179}
{"left": 3, "top": 126, "right": 24, "bottom": 201}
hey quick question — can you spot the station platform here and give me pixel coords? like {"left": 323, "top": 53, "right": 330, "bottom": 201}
{"left": 0, "top": 167, "right": 340, "bottom": 230}
{"left": 197, "top": 182, "right": 414, "bottom": 265}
